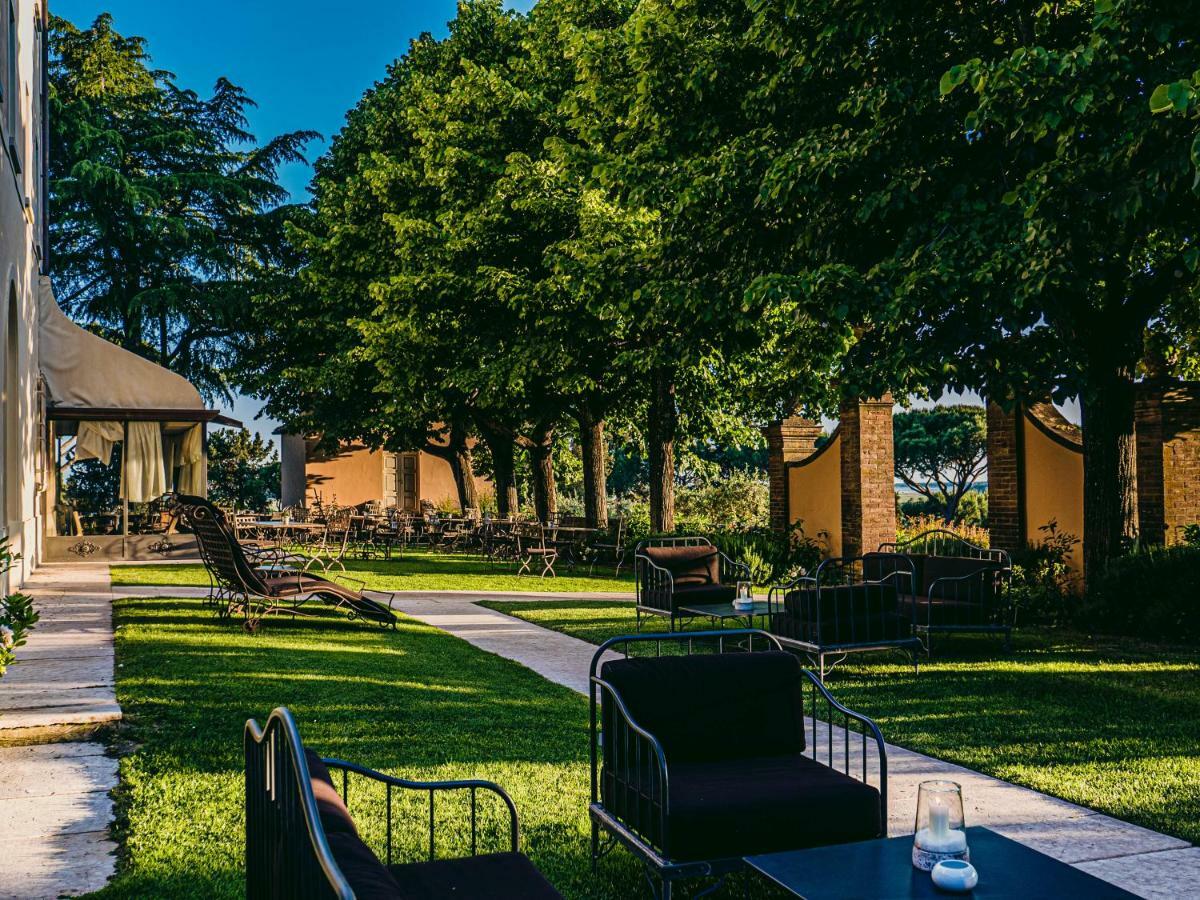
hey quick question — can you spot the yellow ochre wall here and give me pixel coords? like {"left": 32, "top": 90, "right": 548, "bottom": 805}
{"left": 1022, "top": 415, "right": 1085, "bottom": 573}
{"left": 418, "top": 451, "right": 463, "bottom": 508}
{"left": 787, "top": 431, "right": 843, "bottom": 558}
{"left": 306, "top": 444, "right": 384, "bottom": 508}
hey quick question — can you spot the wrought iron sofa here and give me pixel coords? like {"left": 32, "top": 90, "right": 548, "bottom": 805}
{"left": 634, "top": 537, "right": 751, "bottom": 630}
{"left": 589, "top": 631, "right": 887, "bottom": 899}
{"left": 767, "top": 554, "right": 922, "bottom": 679}
{"left": 174, "top": 494, "right": 397, "bottom": 633}
{"left": 245, "top": 707, "right": 562, "bottom": 899}
{"left": 878, "top": 529, "right": 1014, "bottom": 652}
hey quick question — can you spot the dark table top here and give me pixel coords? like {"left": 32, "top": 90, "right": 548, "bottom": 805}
{"left": 745, "top": 827, "right": 1139, "bottom": 900}
{"left": 679, "top": 600, "right": 770, "bottom": 618}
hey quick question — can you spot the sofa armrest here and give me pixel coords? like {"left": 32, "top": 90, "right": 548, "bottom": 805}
{"left": 321, "top": 758, "right": 520, "bottom": 862}
{"left": 589, "top": 675, "right": 671, "bottom": 853}
{"left": 717, "top": 552, "right": 751, "bottom": 585}
{"left": 767, "top": 575, "right": 817, "bottom": 614}
{"left": 635, "top": 553, "right": 676, "bottom": 595}
{"left": 798, "top": 669, "right": 888, "bottom": 833}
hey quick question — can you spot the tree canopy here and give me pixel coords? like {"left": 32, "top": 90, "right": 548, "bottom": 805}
{"left": 49, "top": 13, "right": 316, "bottom": 401}
{"left": 893, "top": 406, "right": 987, "bottom": 523}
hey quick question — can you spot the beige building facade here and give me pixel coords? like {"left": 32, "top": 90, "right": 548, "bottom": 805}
{"left": 0, "top": 1, "right": 51, "bottom": 588}
{"left": 280, "top": 437, "right": 490, "bottom": 512}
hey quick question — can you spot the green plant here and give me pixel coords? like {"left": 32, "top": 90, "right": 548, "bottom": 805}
{"left": 1010, "top": 521, "right": 1080, "bottom": 627}
{"left": 1086, "top": 543, "right": 1200, "bottom": 643}
{"left": 0, "top": 541, "right": 37, "bottom": 677}
{"left": 896, "top": 514, "right": 990, "bottom": 548}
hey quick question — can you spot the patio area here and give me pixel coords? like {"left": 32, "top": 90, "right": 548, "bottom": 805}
{"left": 3, "top": 559, "right": 1198, "bottom": 898}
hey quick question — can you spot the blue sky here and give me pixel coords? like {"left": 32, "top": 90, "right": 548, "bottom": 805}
{"left": 53, "top": 0, "right": 535, "bottom": 441}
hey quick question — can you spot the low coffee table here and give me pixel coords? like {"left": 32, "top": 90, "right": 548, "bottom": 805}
{"left": 678, "top": 600, "right": 771, "bottom": 630}
{"left": 745, "top": 826, "right": 1138, "bottom": 899}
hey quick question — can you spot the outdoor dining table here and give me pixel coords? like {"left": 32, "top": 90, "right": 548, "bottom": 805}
{"left": 249, "top": 520, "right": 324, "bottom": 547}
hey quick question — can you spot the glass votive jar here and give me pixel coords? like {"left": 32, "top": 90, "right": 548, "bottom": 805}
{"left": 912, "top": 780, "right": 969, "bottom": 871}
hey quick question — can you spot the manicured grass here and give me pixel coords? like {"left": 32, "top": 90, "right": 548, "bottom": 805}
{"left": 110, "top": 550, "right": 635, "bottom": 594}
{"left": 480, "top": 599, "right": 1200, "bottom": 845}
{"left": 97, "top": 595, "right": 704, "bottom": 899}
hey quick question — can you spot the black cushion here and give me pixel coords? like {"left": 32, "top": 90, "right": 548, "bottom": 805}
{"left": 672, "top": 583, "right": 738, "bottom": 608}
{"left": 903, "top": 595, "right": 992, "bottom": 626}
{"left": 642, "top": 544, "right": 719, "bottom": 585}
{"left": 662, "top": 754, "right": 880, "bottom": 861}
{"left": 305, "top": 750, "right": 357, "bottom": 836}
{"left": 600, "top": 652, "right": 806, "bottom": 763}
{"left": 780, "top": 584, "right": 909, "bottom": 644}
{"left": 388, "top": 852, "right": 562, "bottom": 899}
{"left": 324, "top": 830, "right": 405, "bottom": 899}
{"left": 922, "top": 556, "right": 998, "bottom": 601}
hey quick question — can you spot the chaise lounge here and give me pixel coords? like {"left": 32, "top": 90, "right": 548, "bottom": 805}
{"left": 245, "top": 707, "right": 562, "bottom": 899}
{"left": 589, "top": 631, "right": 887, "bottom": 899}
{"left": 174, "top": 494, "right": 398, "bottom": 633}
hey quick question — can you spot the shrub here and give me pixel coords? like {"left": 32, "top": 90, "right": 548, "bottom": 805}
{"left": 0, "top": 541, "right": 37, "bottom": 678}
{"left": 707, "top": 523, "right": 823, "bottom": 585}
{"left": 1086, "top": 544, "right": 1200, "bottom": 642}
{"left": 896, "top": 514, "right": 990, "bottom": 548}
{"left": 1010, "top": 521, "right": 1080, "bottom": 626}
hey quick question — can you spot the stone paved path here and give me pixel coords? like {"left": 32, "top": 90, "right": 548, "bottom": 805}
{"left": 390, "top": 594, "right": 1200, "bottom": 899}
{"left": 0, "top": 563, "right": 119, "bottom": 898}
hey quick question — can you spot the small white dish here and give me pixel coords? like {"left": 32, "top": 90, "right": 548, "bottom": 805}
{"left": 931, "top": 859, "right": 978, "bottom": 893}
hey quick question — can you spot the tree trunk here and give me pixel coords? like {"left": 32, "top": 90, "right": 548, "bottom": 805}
{"left": 578, "top": 411, "right": 608, "bottom": 528}
{"left": 1080, "top": 365, "right": 1138, "bottom": 582}
{"left": 527, "top": 427, "right": 557, "bottom": 523}
{"left": 452, "top": 441, "right": 479, "bottom": 513}
{"left": 648, "top": 369, "right": 677, "bottom": 533}
{"left": 480, "top": 426, "right": 518, "bottom": 518}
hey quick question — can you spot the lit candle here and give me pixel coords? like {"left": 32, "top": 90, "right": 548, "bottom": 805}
{"left": 930, "top": 798, "right": 950, "bottom": 838}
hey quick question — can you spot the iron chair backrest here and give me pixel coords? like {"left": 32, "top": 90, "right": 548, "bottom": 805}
{"left": 245, "top": 707, "right": 353, "bottom": 900}
{"left": 879, "top": 529, "right": 1010, "bottom": 569}
{"left": 174, "top": 495, "right": 272, "bottom": 598}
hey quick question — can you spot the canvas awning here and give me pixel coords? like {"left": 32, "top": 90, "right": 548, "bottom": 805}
{"left": 39, "top": 277, "right": 238, "bottom": 504}
{"left": 38, "top": 275, "right": 206, "bottom": 412}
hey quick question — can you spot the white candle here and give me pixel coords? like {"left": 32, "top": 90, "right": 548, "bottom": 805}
{"left": 930, "top": 801, "right": 950, "bottom": 838}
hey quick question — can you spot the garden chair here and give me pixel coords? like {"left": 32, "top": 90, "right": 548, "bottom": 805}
{"left": 174, "top": 494, "right": 397, "bottom": 633}
{"left": 877, "top": 529, "right": 1014, "bottom": 652}
{"left": 634, "top": 536, "right": 751, "bottom": 631}
{"left": 767, "top": 553, "right": 922, "bottom": 680}
{"left": 245, "top": 707, "right": 562, "bottom": 899}
{"left": 590, "top": 630, "right": 886, "bottom": 900}
{"left": 514, "top": 521, "right": 557, "bottom": 577}
{"left": 589, "top": 515, "right": 628, "bottom": 576}
{"left": 307, "top": 508, "right": 353, "bottom": 574}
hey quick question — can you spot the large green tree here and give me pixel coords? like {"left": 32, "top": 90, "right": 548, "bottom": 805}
{"left": 893, "top": 406, "right": 987, "bottom": 523}
{"left": 49, "top": 13, "right": 315, "bottom": 400}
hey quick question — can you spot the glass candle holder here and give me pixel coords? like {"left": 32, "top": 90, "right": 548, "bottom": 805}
{"left": 912, "top": 780, "right": 969, "bottom": 871}
{"left": 735, "top": 581, "right": 753, "bottom": 603}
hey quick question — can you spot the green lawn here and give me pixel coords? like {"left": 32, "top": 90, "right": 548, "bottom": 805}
{"left": 110, "top": 550, "right": 635, "bottom": 594}
{"left": 99, "top": 594, "right": 751, "bottom": 899}
{"left": 479, "top": 599, "right": 1200, "bottom": 845}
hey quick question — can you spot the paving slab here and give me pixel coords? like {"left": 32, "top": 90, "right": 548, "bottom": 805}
{"left": 1076, "top": 847, "right": 1200, "bottom": 899}
{"left": 0, "top": 563, "right": 119, "bottom": 898}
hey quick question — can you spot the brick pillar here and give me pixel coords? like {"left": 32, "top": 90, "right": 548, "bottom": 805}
{"left": 986, "top": 401, "right": 1024, "bottom": 554}
{"left": 1134, "top": 385, "right": 1166, "bottom": 546}
{"left": 839, "top": 395, "right": 896, "bottom": 558}
{"left": 1158, "top": 382, "right": 1200, "bottom": 544}
{"left": 765, "top": 417, "right": 822, "bottom": 532}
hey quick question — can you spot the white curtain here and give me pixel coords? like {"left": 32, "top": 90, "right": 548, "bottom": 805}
{"left": 74, "top": 420, "right": 123, "bottom": 466}
{"left": 120, "top": 421, "right": 166, "bottom": 503}
{"left": 176, "top": 424, "right": 205, "bottom": 496}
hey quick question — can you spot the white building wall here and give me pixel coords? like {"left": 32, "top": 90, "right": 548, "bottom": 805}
{"left": 0, "top": 1, "right": 48, "bottom": 588}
